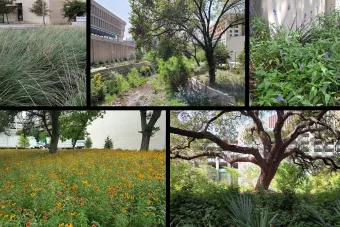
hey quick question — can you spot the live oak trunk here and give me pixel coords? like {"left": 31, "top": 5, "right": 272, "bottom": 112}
{"left": 255, "top": 163, "right": 280, "bottom": 190}
{"left": 49, "top": 111, "right": 61, "bottom": 154}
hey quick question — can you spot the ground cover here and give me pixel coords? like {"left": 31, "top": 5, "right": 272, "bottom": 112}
{"left": 250, "top": 9, "right": 340, "bottom": 106}
{"left": 170, "top": 161, "right": 340, "bottom": 227}
{"left": 0, "top": 26, "right": 86, "bottom": 106}
{"left": 0, "top": 149, "right": 165, "bottom": 226}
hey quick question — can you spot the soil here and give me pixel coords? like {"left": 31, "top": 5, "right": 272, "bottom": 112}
{"left": 110, "top": 81, "right": 155, "bottom": 106}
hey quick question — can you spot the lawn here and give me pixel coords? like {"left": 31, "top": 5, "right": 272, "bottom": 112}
{"left": 0, "top": 149, "right": 165, "bottom": 226}
{"left": 0, "top": 26, "right": 86, "bottom": 106}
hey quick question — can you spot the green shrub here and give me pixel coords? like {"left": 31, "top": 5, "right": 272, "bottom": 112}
{"left": 158, "top": 55, "right": 192, "bottom": 91}
{"left": 127, "top": 68, "right": 147, "bottom": 87}
{"left": 108, "top": 73, "right": 130, "bottom": 95}
{"left": 18, "top": 134, "right": 30, "bottom": 148}
{"left": 91, "top": 73, "right": 106, "bottom": 105}
{"left": 139, "top": 66, "right": 151, "bottom": 76}
{"left": 84, "top": 137, "right": 92, "bottom": 148}
{"left": 250, "top": 11, "right": 340, "bottom": 106}
{"left": 104, "top": 136, "right": 113, "bottom": 148}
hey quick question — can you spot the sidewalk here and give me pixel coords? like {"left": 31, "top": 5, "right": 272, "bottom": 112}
{"left": 0, "top": 24, "right": 41, "bottom": 30}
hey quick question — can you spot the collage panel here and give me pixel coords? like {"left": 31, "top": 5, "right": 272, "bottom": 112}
{"left": 90, "top": 0, "right": 246, "bottom": 107}
{"left": 0, "top": 110, "right": 166, "bottom": 226}
{"left": 170, "top": 110, "right": 340, "bottom": 226}
{"left": 250, "top": 0, "right": 340, "bottom": 106}
{"left": 0, "top": 0, "right": 87, "bottom": 106}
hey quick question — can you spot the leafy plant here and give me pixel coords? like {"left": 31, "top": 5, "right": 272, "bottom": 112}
{"left": 18, "top": 134, "right": 30, "bottom": 148}
{"left": 104, "top": 136, "right": 113, "bottom": 149}
{"left": 85, "top": 137, "right": 92, "bottom": 148}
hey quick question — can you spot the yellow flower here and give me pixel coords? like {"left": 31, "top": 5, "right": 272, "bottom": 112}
{"left": 153, "top": 197, "right": 158, "bottom": 201}
{"left": 56, "top": 202, "right": 61, "bottom": 207}
{"left": 11, "top": 203, "right": 16, "bottom": 206}
{"left": 65, "top": 223, "right": 73, "bottom": 227}
{"left": 147, "top": 200, "right": 151, "bottom": 205}
{"left": 9, "top": 214, "right": 15, "bottom": 220}
{"left": 58, "top": 223, "right": 65, "bottom": 227}
{"left": 1, "top": 205, "right": 5, "bottom": 209}
{"left": 31, "top": 193, "right": 36, "bottom": 197}
{"left": 122, "top": 208, "right": 127, "bottom": 213}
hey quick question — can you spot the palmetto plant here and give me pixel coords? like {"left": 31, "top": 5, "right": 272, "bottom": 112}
{"left": 224, "top": 193, "right": 277, "bottom": 227}
{"left": 0, "top": 26, "right": 86, "bottom": 106}
{"left": 303, "top": 200, "right": 340, "bottom": 227}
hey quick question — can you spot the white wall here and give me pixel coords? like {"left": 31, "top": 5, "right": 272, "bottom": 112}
{"left": 86, "top": 111, "right": 166, "bottom": 150}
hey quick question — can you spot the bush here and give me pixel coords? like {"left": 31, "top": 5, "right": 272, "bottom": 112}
{"left": 91, "top": 73, "right": 106, "bottom": 105}
{"left": 103, "top": 136, "right": 113, "bottom": 149}
{"left": 139, "top": 66, "right": 151, "bottom": 76}
{"left": 250, "top": 10, "right": 340, "bottom": 106}
{"left": 18, "top": 134, "right": 30, "bottom": 148}
{"left": 127, "top": 68, "right": 147, "bottom": 87}
{"left": 61, "top": 0, "right": 86, "bottom": 22}
{"left": 158, "top": 55, "right": 192, "bottom": 91}
{"left": 111, "top": 73, "right": 130, "bottom": 95}
{"left": 84, "top": 137, "right": 92, "bottom": 148}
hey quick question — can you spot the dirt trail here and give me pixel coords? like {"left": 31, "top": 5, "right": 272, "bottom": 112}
{"left": 111, "top": 82, "right": 155, "bottom": 106}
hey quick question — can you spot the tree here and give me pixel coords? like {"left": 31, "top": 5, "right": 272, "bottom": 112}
{"left": 214, "top": 42, "right": 231, "bottom": 65}
{"left": 18, "top": 134, "right": 29, "bottom": 148}
{"left": 0, "top": 0, "right": 16, "bottom": 24}
{"left": 29, "top": 0, "right": 50, "bottom": 25}
{"left": 85, "top": 137, "right": 92, "bottom": 148}
{"left": 0, "top": 111, "right": 17, "bottom": 134}
{"left": 104, "top": 136, "right": 113, "bottom": 149}
{"left": 139, "top": 110, "right": 162, "bottom": 151}
{"left": 60, "top": 111, "right": 104, "bottom": 149}
{"left": 61, "top": 0, "right": 86, "bottom": 22}
{"left": 26, "top": 110, "right": 62, "bottom": 154}
{"left": 129, "top": 0, "right": 244, "bottom": 85}
{"left": 170, "top": 110, "right": 340, "bottom": 190}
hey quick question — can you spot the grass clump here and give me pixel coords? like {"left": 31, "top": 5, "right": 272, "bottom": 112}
{"left": 0, "top": 26, "right": 86, "bottom": 106}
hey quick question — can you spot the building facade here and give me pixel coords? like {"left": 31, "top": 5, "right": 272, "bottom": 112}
{"left": 4, "top": 0, "right": 69, "bottom": 24}
{"left": 90, "top": 0, "right": 135, "bottom": 63}
{"left": 209, "top": 13, "right": 245, "bottom": 64}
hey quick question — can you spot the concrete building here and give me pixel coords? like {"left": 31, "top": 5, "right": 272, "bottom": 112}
{"left": 3, "top": 0, "right": 69, "bottom": 24}
{"left": 251, "top": 0, "right": 340, "bottom": 30}
{"left": 90, "top": 0, "right": 135, "bottom": 63}
{"left": 209, "top": 13, "right": 245, "bottom": 63}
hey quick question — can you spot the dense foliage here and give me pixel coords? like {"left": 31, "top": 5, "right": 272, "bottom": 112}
{"left": 0, "top": 26, "right": 86, "bottom": 106}
{"left": 0, "top": 149, "right": 165, "bottom": 226}
{"left": 251, "top": 9, "right": 340, "bottom": 106}
{"left": 61, "top": 0, "right": 86, "bottom": 22}
{"left": 171, "top": 161, "right": 340, "bottom": 226}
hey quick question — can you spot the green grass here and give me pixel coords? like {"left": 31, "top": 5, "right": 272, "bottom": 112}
{"left": 197, "top": 69, "right": 245, "bottom": 104}
{"left": 0, "top": 26, "right": 86, "bottom": 106}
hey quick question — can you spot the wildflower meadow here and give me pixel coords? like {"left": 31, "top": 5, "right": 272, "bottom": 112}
{"left": 0, "top": 149, "right": 165, "bottom": 226}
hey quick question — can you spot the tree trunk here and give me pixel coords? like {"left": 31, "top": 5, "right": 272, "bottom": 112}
{"left": 194, "top": 56, "right": 200, "bottom": 67}
{"left": 205, "top": 50, "right": 216, "bottom": 86}
{"left": 140, "top": 110, "right": 161, "bottom": 151}
{"left": 49, "top": 111, "right": 61, "bottom": 154}
{"left": 5, "top": 13, "right": 8, "bottom": 24}
{"left": 255, "top": 165, "right": 279, "bottom": 190}
{"left": 140, "top": 132, "right": 151, "bottom": 151}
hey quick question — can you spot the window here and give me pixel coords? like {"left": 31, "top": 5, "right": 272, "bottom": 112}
{"left": 234, "top": 34, "right": 238, "bottom": 36}
{"left": 234, "top": 30, "right": 239, "bottom": 33}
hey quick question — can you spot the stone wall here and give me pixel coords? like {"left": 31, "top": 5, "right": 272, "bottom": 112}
{"left": 91, "top": 35, "right": 136, "bottom": 63}
{"left": 91, "top": 62, "right": 150, "bottom": 79}
{"left": 187, "top": 78, "right": 236, "bottom": 106}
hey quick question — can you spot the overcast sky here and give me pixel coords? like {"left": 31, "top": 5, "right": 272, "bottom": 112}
{"left": 96, "top": 0, "right": 132, "bottom": 39}
{"left": 86, "top": 111, "right": 166, "bottom": 150}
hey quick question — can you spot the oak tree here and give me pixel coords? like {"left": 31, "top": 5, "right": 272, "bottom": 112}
{"left": 170, "top": 110, "right": 340, "bottom": 189}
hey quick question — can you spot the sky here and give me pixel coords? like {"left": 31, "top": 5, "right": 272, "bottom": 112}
{"left": 86, "top": 111, "right": 166, "bottom": 150}
{"left": 96, "top": 0, "right": 132, "bottom": 39}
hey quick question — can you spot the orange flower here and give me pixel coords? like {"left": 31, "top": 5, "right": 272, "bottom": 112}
{"left": 26, "top": 221, "right": 31, "bottom": 227}
{"left": 122, "top": 208, "right": 127, "bottom": 213}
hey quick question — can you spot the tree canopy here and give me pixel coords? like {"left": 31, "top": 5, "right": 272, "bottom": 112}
{"left": 129, "top": 0, "right": 245, "bottom": 85}
{"left": 170, "top": 110, "right": 340, "bottom": 189}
